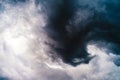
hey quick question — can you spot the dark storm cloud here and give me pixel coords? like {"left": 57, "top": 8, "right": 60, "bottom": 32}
{"left": 42, "top": 0, "right": 120, "bottom": 66}
{"left": 3, "top": 0, "right": 118, "bottom": 67}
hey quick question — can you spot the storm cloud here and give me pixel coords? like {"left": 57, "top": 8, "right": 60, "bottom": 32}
{"left": 0, "top": 0, "right": 120, "bottom": 80}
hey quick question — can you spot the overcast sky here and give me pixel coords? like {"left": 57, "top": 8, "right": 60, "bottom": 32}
{"left": 0, "top": 0, "right": 120, "bottom": 80}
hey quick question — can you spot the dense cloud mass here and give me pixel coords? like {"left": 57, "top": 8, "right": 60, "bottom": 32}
{"left": 0, "top": 0, "right": 120, "bottom": 80}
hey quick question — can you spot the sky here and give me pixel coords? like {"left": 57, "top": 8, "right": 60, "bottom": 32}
{"left": 0, "top": 0, "right": 120, "bottom": 80}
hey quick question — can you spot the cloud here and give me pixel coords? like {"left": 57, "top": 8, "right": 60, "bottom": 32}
{"left": 0, "top": 0, "right": 120, "bottom": 80}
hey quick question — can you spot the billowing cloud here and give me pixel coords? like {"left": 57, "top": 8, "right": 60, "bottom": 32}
{"left": 0, "top": 0, "right": 120, "bottom": 80}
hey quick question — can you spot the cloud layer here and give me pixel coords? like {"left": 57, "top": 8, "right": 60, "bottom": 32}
{"left": 0, "top": 0, "right": 120, "bottom": 80}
